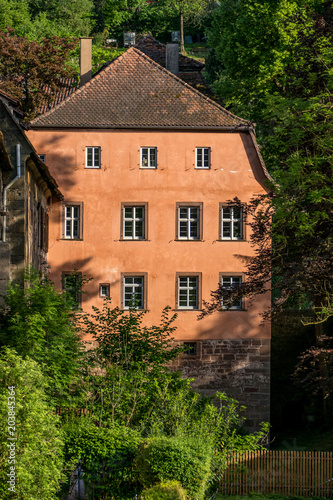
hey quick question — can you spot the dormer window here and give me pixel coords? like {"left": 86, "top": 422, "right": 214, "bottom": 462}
{"left": 86, "top": 147, "right": 101, "bottom": 168}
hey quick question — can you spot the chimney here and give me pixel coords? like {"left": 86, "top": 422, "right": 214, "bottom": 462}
{"left": 80, "top": 37, "right": 93, "bottom": 86}
{"left": 165, "top": 43, "right": 179, "bottom": 77}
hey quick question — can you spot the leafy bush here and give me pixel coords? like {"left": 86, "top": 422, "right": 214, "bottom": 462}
{"left": 140, "top": 480, "right": 187, "bottom": 500}
{"left": 135, "top": 436, "right": 212, "bottom": 500}
{"left": 0, "top": 348, "right": 64, "bottom": 500}
{"left": 0, "top": 269, "right": 84, "bottom": 407}
{"left": 63, "top": 421, "right": 143, "bottom": 499}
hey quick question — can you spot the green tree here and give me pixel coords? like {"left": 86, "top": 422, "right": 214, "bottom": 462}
{"left": 0, "top": 270, "right": 84, "bottom": 407}
{"left": 205, "top": 0, "right": 333, "bottom": 411}
{"left": 81, "top": 301, "right": 184, "bottom": 426}
{"left": 0, "top": 349, "right": 64, "bottom": 500}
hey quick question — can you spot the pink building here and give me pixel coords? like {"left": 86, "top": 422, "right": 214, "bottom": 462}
{"left": 27, "top": 44, "right": 271, "bottom": 430}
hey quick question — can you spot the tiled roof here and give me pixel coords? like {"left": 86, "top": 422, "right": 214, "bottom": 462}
{"left": 30, "top": 48, "right": 250, "bottom": 130}
{"left": 39, "top": 78, "right": 77, "bottom": 114}
{"left": 134, "top": 36, "right": 205, "bottom": 72}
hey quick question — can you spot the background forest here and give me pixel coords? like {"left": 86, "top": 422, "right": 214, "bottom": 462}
{"left": 0, "top": 0, "right": 333, "bottom": 462}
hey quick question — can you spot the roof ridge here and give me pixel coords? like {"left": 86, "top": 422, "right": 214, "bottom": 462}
{"left": 131, "top": 47, "right": 250, "bottom": 126}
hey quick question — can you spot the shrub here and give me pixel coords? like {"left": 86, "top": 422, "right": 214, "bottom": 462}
{"left": 135, "top": 436, "right": 212, "bottom": 500}
{"left": 140, "top": 480, "right": 187, "bottom": 500}
{"left": 0, "top": 348, "right": 64, "bottom": 500}
{"left": 63, "top": 421, "right": 143, "bottom": 499}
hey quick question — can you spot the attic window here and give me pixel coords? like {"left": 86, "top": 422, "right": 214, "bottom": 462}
{"left": 141, "top": 147, "right": 157, "bottom": 169}
{"left": 86, "top": 147, "right": 101, "bottom": 168}
{"left": 38, "top": 154, "right": 46, "bottom": 162}
{"left": 195, "top": 147, "right": 210, "bottom": 169}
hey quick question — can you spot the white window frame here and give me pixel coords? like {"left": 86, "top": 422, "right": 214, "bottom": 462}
{"left": 177, "top": 204, "right": 202, "bottom": 240}
{"left": 195, "top": 147, "right": 210, "bottom": 169}
{"left": 220, "top": 274, "right": 243, "bottom": 310}
{"left": 63, "top": 203, "right": 82, "bottom": 240}
{"left": 220, "top": 205, "right": 243, "bottom": 240}
{"left": 140, "top": 147, "right": 157, "bottom": 169}
{"left": 99, "top": 283, "right": 110, "bottom": 298}
{"left": 121, "top": 204, "right": 147, "bottom": 240}
{"left": 86, "top": 146, "right": 101, "bottom": 168}
{"left": 176, "top": 274, "right": 201, "bottom": 310}
{"left": 122, "top": 274, "right": 146, "bottom": 309}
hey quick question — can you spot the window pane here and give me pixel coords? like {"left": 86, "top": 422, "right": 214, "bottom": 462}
{"left": 190, "top": 221, "right": 198, "bottom": 238}
{"left": 66, "top": 221, "right": 71, "bottom": 237}
{"left": 179, "top": 207, "right": 188, "bottom": 219}
{"left": 190, "top": 208, "right": 198, "bottom": 219}
{"left": 135, "top": 221, "right": 144, "bottom": 238}
{"left": 125, "top": 221, "right": 133, "bottom": 236}
{"left": 150, "top": 149, "right": 156, "bottom": 166}
{"left": 197, "top": 149, "right": 202, "bottom": 167}
{"left": 222, "top": 207, "right": 231, "bottom": 218}
{"left": 233, "top": 207, "right": 241, "bottom": 219}
{"left": 179, "top": 277, "right": 188, "bottom": 286}
{"left": 134, "top": 277, "right": 143, "bottom": 285}
{"left": 87, "top": 148, "right": 92, "bottom": 166}
{"left": 124, "top": 207, "right": 133, "bottom": 218}
{"left": 222, "top": 222, "right": 231, "bottom": 238}
{"left": 135, "top": 207, "right": 144, "bottom": 219}
{"left": 142, "top": 149, "right": 148, "bottom": 166}
{"left": 179, "top": 221, "right": 188, "bottom": 238}
{"left": 94, "top": 148, "right": 100, "bottom": 166}
{"left": 233, "top": 221, "right": 242, "bottom": 238}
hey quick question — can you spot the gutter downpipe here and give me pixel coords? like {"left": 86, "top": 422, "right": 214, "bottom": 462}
{"left": 3, "top": 144, "right": 21, "bottom": 242}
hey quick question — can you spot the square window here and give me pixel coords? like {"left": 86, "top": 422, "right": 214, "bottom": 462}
{"left": 220, "top": 274, "right": 244, "bottom": 310}
{"left": 220, "top": 204, "right": 244, "bottom": 240}
{"left": 99, "top": 283, "right": 110, "bottom": 298}
{"left": 141, "top": 147, "right": 157, "bottom": 168}
{"left": 38, "top": 154, "right": 46, "bottom": 162}
{"left": 183, "top": 342, "right": 197, "bottom": 356}
{"left": 62, "top": 203, "right": 83, "bottom": 239}
{"left": 195, "top": 147, "right": 210, "bottom": 169}
{"left": 62, "top": 272, "right": 82, "bottom": 309}
{"left": 176, "top": 273, "right": 201, "bottom": 310}
{"left": 122, "top": 274, "right": 147, "bottom": 309}
{"left": 176, "top": 203, "right": 202, "bottom": 240}
{"left": 86, "top": 147, "right": 101, "bottom": 168}
{"left": 121, "top": 203, "right": 147, "bottom": 240}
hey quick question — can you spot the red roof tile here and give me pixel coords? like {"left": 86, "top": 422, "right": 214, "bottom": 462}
{"left": 30, "top": 48, "right": 250, "bottom": 130}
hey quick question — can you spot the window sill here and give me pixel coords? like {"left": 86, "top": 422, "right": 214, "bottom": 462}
{"left": 174, "top": 239, "right": 203, "bottom": 242}
{"left": 60, "top": 238, "right": 83, "bottom": 241}
{"left": 216, "top": 239, "right": 246, "bottom": 242}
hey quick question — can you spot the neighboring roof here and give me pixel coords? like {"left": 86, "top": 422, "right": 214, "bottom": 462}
{"left": 134, "top": 36, "right": 205, "bottom": 72}
{"left": 134, "top": 36, "right": 215, "bottom": 98}
{"left": 30, "top": 47, "right": 250, "bottom": 130}
{"left": 38, "top": 77, "right": 77, "bottom": 114}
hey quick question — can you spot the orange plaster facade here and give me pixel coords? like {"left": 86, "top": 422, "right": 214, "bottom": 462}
{"left": 27, "top": 128, "right": 271, "bottom": 342}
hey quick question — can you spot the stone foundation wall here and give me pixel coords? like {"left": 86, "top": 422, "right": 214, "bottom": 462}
{"left": 171, "top": 338, "right": 270, "bottom": 432}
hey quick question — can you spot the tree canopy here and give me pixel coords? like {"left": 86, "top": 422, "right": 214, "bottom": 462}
{"left": 205, "top": 0, "right": 333, "bottom": 322}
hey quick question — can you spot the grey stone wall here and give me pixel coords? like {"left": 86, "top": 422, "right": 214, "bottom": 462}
{"left": 171, "top": 338, "right": 270, "bottom": 433}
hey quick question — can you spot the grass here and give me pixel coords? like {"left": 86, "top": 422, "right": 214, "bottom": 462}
{"left": 183, "top": 42, "right": 209, "bottom": 63}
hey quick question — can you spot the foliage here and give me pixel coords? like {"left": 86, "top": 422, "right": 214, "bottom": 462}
{"left": 80, "top": 301, "right": 184, "bottom": 426}
{"left": 0, "top": 0, "right": 93, "bottom": 39}
{"left": 63, "top": 419, "right": 142, "bottom": 499}
{"left": 135, "top": 435, "right": 211, "bottom": 500}
{"left": 0, "top": 29, "right": 78, "bottom": 120}
{"left": 205, "top": 0, "right": 333, "bottom": 403}
{"left": 0, "top": 349, "right": 64, "bottom": 500}
{"left": 0, "top": 269, "right": 84, "bottom": 407}
{"left": 140, "top": 480, "right": 187, "bottom": 500}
